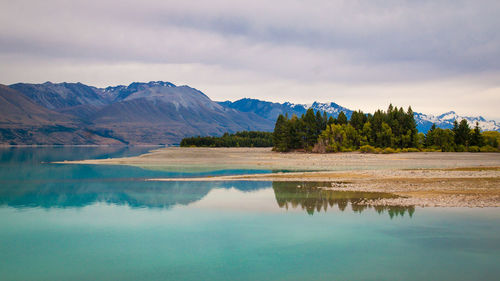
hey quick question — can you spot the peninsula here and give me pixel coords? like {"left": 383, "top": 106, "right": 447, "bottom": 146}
{"left": 60, "top": 147, "right": 500, "bottom": 208}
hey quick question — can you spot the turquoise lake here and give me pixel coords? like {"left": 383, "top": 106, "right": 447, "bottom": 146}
{"left": 0, "top": 147, "right": 499, "bottom": 280}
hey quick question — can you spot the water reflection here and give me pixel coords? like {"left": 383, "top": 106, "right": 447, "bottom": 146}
{"left": 0, "top": 147, "right": 415, "bottom": 217}
{"left": 272, "top": 182, "right": 415, "bottom": 218}
{"left": 0, "top": 180, "right": 270, "bottom": 209}
{"left": 0, "top": 147, "right": 274, "bottom": 209}
{"left": 0, "top": 146, "right": 157, "bottom": 163}
{"left": 0, "top": 179, "right": 415, "bottom": 217}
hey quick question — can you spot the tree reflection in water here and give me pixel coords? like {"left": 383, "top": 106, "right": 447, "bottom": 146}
{"left": 272, "top": 181, "right": 415, "bottom": 218}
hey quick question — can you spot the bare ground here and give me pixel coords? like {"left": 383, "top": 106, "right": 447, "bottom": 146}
{"left": 58, "top": 147, "right": 500, "bottom": 207}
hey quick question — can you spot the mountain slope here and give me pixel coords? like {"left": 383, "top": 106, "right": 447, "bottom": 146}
{"left": 218, "top": 98, "right": 307, "bottom": 121}
{"left": 88, "top": 82, "right": 273, "bottom": 144}
{"left": 415, "top": 111, "right": 500, "bottom": 133}
{"left": 219, "top": 98, "right": 499, "bottom": 133}
{"left": 0, "top": 85, "right": 75, "bottom": 126}
{"left": 3, "top": 81, "right": 498, "bottom": 145}
{"left": 218, "top": 98, "right": 354, "bottom": 121}
{"left": 10, "top": 82, "right": 109, "bottom": 110}
{"left": 0, "top": 85, "right": 123, "bottom": 145}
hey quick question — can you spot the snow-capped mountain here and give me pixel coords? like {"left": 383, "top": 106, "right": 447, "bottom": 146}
{"left": 415, "top": 111, "right": 500, "bottom": 133}
{"left": 305, "top": 102, "right": 354, "bottom": 118}
{"left": 219, "top": 99, "right": 353, "bottom": 121}
{"left": 220, "top": 98, "right": 500, "bottom": 133}
{"left": 2, "top": 80, "right": 498, "bottom": 145}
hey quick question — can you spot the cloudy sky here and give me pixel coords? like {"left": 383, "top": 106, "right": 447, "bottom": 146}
{"left": 1, "top": 0, "right": 499, "bottom": 119}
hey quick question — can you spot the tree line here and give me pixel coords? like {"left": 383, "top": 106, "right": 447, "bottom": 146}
{"left": 273, "top": 105, "right": 500, "bottom": 153}
{"left": 180, "top": 131, "right": 273, "bottom": 147}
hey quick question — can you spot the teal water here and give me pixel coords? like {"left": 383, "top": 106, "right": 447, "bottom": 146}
{"left": 0, "top": 147, "right": 499, "bottom": 280}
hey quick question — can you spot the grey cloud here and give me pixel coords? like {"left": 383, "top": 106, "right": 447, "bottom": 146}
{"left": 1, "top": 0, "right": 500, "bottom": 120}
{"left": 2, "top": 0, "right": 499, "bottom": 81}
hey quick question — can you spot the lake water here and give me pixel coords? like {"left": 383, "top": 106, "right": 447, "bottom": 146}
{"left": 0, "top": 147, "right": 499, "bottom": 280}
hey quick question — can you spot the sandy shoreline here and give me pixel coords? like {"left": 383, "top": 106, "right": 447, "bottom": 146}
{"left": 57, "top": 147, "right": 500, "bottom": 207}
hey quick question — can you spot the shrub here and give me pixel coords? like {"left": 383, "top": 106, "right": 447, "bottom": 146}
{"left": 421, "top": 146, "right": 441, "bottom": 152}
{"left": 480, "top": 145, "right": 498, "bottom": 152}
{"left": 468, "top": 146, "right": 480, "bottom": 152}
{"left": 359, "top": 145, "right": 377, "bottom": 153}
{"left": 382, "top": 147, "right": 397, "bottom": 154}
{"left": 455, "top": 145, "right": 466, "bottom": 152}
{"left": 341, "top": 147, "right": 354, "bottom": 152}
{"left": 406, "top": 148, "right": 420, "bottom": 152}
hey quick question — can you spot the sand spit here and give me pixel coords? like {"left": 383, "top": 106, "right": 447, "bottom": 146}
{"left": 149, "top": 169, "right": 500, "bottom": 207}
{"left": 58, "top": 147, "right": 500, "bottom": 170}
{"left": 58, "top": 147, "right": 500, "bottom": 207}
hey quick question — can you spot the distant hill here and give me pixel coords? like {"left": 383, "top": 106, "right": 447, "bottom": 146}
{"left": 2, "top": 81, "right": 498, "bottom": 145}
{"left": 220, "top": 98, "right": 500, "bottom": 133}
{"left": 87, "top": 82, "right": 273, "bottom": 144}
{"left": 2, "top": 81, "right": 273, "bottom": 145}
{"left": 0, "top": 85, "right": 75, "bottom": 126}
{"left": 9, "top": 82, "right": 109, "bottom": 109}
{"left": 0, "top": 85, "right": 122, "bottom": 145}
{"left": 414, "top": 111, "right": 500, "bottom": 133}
{"left": 218, "top": 98, "right": 353, "bottom": 121}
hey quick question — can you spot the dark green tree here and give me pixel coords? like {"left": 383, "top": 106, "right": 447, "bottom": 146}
{"left": 470, "top": 122, "right": 483, "bottom": 147}
{"left": 455, "top": 119, "right": 471, "bottom": 146}
{"left": 303, "top": 108, "right": 318, "bottom": 148}
{"left": 327, "top": 116, "right": 335, "bottom": 126}
{"left": 425, "top": 124, "right": 437, "bottom": 147}
{"left": 316, "top": 110, "right": 326, "bottom": 135}
{"left": 273, "top": 114, "right": 288, "bottom": 151}
{"left": 337, "top": 111, "right": 348, "bottom": 125}
{"left": 349, "top": 110, "right": 366, "bottom": 131}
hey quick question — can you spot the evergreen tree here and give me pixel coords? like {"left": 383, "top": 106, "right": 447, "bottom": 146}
{"left": 268, "top": 103, "right": 491, "bottom": 153}
{"left": 327, "top": 116, "right": 336, "bottom": 126}
{"left": 337, "top": 111, "right": 348, "bottom": 125}
{"left": 406, "top": 106, "right": 418, "bottom": 147}
{"left": 181, "top": 131, "right": 273, "bottom": 148}
{"left": 303, "top": 108, "right": 317, "bottom": 148}
{"left": 288, "top": 115, "right": 304, "bottom": 149}
{"left": 425, "top": 124, "right": 437, "bottom": 147}
{"left": 455, "top": 119, "right": 471, "bottom": 146}
{"left": 316, "top": 110, "right": 325, "bottom": 135}
{"left": 470, "top": 122, "right": 483, "bottom": 147}
{"left": 349, "top": 110, "right": 366, "bottom": 131}
{"left": 370, "top": 110, "right": 384, "bottom": 146}
{"left": 273, "top": 114, "right": 288, "bottom": 151}
{"left": 452, "top": 120, "right": 459, "bottom": 141}
{"left": 322, "top": 112, "right": 328, "bottom": 129}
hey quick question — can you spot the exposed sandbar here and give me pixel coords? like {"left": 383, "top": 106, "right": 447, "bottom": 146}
{"left": 57, "top": 147, "right": 500, "bottom": 171}
{"left": 58, "top": 147, "right": 500, "bottom": 207}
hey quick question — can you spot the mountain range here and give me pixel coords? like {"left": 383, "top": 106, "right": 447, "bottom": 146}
{"left": 219, "top": 98, "right": 500, "bottom": 134}
{"left": 1, "top": 81, "right": 498, "bottom": 145}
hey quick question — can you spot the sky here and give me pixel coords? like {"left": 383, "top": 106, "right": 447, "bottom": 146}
{"left": 1, "top": 0, "right": 499, "bottom": 119}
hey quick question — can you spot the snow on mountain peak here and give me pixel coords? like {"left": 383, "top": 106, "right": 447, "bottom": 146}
{"left": 415, "top": 111, "right": 499, "bottom": 132}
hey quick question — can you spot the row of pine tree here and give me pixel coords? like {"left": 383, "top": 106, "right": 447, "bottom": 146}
{"left": 180, "top": 131, "right": 273, "bottom": 147}
{"left": 272, "top": 105, "right": 499, "bottom": 153}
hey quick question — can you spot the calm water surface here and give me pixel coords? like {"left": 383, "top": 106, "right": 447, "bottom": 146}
{"left": 0, "top": 147, "right": 499, "bottom": 281}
